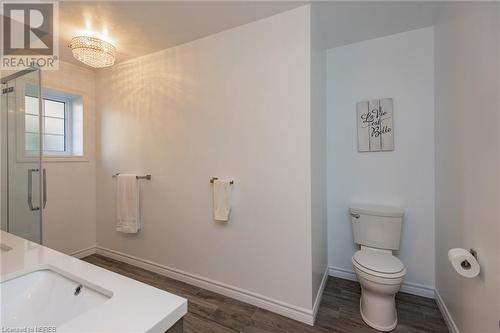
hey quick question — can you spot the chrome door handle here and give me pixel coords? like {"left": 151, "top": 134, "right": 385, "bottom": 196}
{"left": 350, "top": 213, "right": 360, "bottom": 219}
{"left": 28, "top": 168, "right": 40, "bottom": 211}
{"left": 43, "top": 168, "right": 47, "bottom": 209}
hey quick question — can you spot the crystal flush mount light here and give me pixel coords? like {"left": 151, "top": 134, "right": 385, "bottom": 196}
{"left": 70, "top": 36, "right": 116, "bottom": 68}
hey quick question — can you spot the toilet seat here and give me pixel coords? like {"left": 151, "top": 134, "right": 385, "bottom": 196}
{"left": 353, "top": 250, "right": 406, "bottom": 279}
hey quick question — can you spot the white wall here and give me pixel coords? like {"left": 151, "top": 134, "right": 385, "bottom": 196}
{"left": 434, "top": 3, "right": 500, "bottom": 332}
{"left": 41, "top": 61, "right": 97, "bottom": 254}
{"left": 96, "top": 6, "right": 318, "bottom": 314}
{"left": 327, "top": 28, "right": 436, "bottom": 291}
{"left": 309, "top": 4, "right": 328, "bottom": 306}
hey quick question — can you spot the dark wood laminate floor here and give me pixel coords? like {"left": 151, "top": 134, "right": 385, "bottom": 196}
{"left": 82, "top": 254, "right": 448, "bottom": 333}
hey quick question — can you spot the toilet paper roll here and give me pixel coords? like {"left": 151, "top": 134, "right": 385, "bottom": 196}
{"left": 448, "top": 248, "right": 480, "bottom": 278}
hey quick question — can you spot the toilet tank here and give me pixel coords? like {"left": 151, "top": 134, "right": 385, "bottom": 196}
{"left": 350, "top": 205, "right": 404, "bottom": 250}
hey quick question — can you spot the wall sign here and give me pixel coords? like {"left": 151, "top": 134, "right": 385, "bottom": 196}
{"left": 356, "top": 98, "right": 394, "bottom": 152}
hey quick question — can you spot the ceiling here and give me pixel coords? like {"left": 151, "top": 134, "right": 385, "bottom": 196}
{"left": 58, "top": 1, "right": 305, "bottom": 68}
{"left": 316, "top": 1, "right": 440, "bottom": 48}
{"left": 55, "top": 1, "right": 440, "bottom": 69}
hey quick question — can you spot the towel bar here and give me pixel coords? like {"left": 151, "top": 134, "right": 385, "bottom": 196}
{"left": 210, "top": 177, "right": 234, "bottom": 185}
{"left": 112, "top": 173, "right": 151, "bottom": 180}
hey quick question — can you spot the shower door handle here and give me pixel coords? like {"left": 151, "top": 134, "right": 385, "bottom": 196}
{"left": 28, "top": 168, "right": 40, "bottom": 211}
{"left": 43, "top": 168, "right": 47, "bottom": 209}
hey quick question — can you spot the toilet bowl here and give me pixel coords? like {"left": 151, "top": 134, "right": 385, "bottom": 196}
{"left": 349, "top": 205, "right": 405, "bottom": 331}
{"left": 352, "top": 247, "right": 406, "bottom": 331}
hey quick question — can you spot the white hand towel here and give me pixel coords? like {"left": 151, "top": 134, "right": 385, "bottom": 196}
{"left": 213, "top": 179, "right": 232, "bottom": 222}
{"left": 116, "top": 174, "right": 141, "bottom": 233}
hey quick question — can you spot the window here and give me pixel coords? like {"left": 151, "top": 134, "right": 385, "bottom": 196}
{"left": 25, "top": 96, "right": 67, "bottom": 152}
{"left": 24, "top": 86, "right": 84, "bottom": 157}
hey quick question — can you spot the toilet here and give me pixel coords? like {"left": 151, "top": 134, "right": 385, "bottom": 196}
{"left": 350, "top": 205, "right": 406, "bottom": 332}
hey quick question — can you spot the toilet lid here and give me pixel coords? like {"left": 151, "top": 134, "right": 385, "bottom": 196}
{"left": 353, "top": 250, "right": 405, "bottom": 275}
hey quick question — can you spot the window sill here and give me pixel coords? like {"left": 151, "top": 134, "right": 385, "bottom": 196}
{"left": 16, "top": 155, "right": 89, "bottom": 163}
{"left": 43, "top": 155, "right": 89, "bottom": 163}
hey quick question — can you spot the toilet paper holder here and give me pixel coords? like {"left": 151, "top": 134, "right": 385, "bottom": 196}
{"left": 460, "top": 249, "right": 478, "bottom": 270}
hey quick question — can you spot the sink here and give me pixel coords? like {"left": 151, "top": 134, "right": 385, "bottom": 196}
{"left": 0, "top": 243, "right": 12, "bottom": 252}
{"left": 1, "top": 269, "right": 110, "bottom": 327}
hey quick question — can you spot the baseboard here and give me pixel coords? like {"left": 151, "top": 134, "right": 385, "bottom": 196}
{"left": 312, "top": 267, "right": 329, "bottom": 324}
{"left": 328, "top": 266, "right": 435, "bottom": 299}
{"left": 95, "top": 246, "right": 316, "bottom": 325}
{"left": 435, "top": 289, "right": 459, "bottom": 333}
{"left": 328, "top": 266, "right": 357, "bottom": 281}
{"left": 70, "top": 246, "right": 97, "bottom": 258}
{"left": 400, "top": 280, "right": 435, "bottom": 299}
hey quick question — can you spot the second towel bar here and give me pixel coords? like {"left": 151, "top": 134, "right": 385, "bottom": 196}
{"left": 210, "top": 177, "right": 234, "bottom": 185}
{"left": 112, "top": 173, "right": 152, "bottom": 180}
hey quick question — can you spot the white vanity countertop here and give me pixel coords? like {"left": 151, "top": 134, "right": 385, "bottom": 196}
{"left": 0, "top": 231, "right": 187, "bottom": 332}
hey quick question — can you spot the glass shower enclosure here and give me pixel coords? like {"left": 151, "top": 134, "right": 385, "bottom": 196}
{"left": 1, "top": 68, "right": 45, "bottom": 244}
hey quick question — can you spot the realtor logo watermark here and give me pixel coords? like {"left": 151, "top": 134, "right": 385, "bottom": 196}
{"left": 1, "top": 1, "right": 59, "bottom": 70}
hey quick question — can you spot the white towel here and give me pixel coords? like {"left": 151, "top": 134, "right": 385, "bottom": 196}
{"left": 213, "top": 179, "right": 232, "bottom": 221}
{"left": 116, "top": 174, "right": 141, "bottom": 233}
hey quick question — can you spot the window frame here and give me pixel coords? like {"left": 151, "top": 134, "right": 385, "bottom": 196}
{"left": 17, "top": 84, "right": 86, "bottom": 163}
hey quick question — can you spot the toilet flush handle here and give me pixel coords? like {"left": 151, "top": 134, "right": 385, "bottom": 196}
{"left": 350, "top": 213, "right": 360, "bottom": 219}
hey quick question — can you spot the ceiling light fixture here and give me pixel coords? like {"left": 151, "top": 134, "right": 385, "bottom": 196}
{"left": 70, "top": 36, "right": 116, "bottom": 68}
